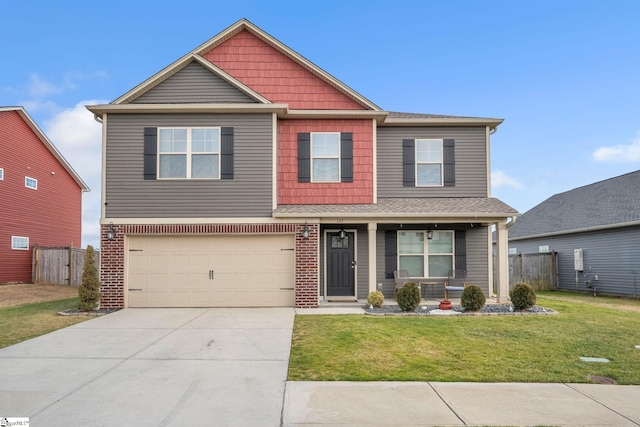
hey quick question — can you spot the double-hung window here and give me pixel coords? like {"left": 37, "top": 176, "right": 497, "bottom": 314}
{"left": 398, "top": 230, "right": 454, "bottom": 278}
{"left": 158, "top": 128, "right": 220, "bottom": 179}
{"left": 12, "top": 236, "right": 29, "bottom": 250}
{"left": 311, "top": 133, "right": 340, "bottom": 182}
{"left": 416, "top": 139, "right": 442, "bottom": 186}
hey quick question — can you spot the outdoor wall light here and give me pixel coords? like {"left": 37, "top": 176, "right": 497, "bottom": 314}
{"left": 426, "top": 228, "right": 433, "bottom": 240}
{"left": 302, "top": 222, "right": 310, "bottom": 240}
{"left": 106, "top": 222, "right": 116, "bottom": 241}
{"left": 338, "top": 228, "right": 346, "bottom": 240}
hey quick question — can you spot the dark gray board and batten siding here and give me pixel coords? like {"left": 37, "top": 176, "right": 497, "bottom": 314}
{"left": 377, "top": 126, "right": 488, "bottom": 198}
{"left": 509, "top": 226, "right": 640, "bottom": 297}
{"left": 132, "top": 61, "right": 258, "bottom": 104}
{"left": 105, "top": 113, "right": 273, "bottom": 218}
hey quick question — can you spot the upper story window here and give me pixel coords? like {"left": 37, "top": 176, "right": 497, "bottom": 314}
{"left": 311, "top": 133, "right": 340, "bottom": 182}
{"left": 12, "top": 236, "right": 29, "bottom": 250}
{"left": 0, "top": 168, "right": 4, "bottom": 180}
{"left": 158, "top": 128, "right": 220, "bottom": 179}
{"left": 416, "top": 139, "right": 442, "bottom": 186}
{"left": 25, "top": 176, "right": 37, "bottom": 189}
{"left": 403, "top": 138, "right": 455, "bottom": 187}
{"left": 298, "top": 132, "right": 353, "bottom": 183}
{"left": 398, "top": 230, "right": 454, "bottom": 278}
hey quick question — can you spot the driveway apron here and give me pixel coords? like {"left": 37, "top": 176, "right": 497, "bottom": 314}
{"left": 0, "top": 308, "right": 294, "bottom": 426}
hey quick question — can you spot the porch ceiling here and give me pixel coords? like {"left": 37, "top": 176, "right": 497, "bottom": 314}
{"left": 273, "top": 197, "right": 519, "bottom": 222}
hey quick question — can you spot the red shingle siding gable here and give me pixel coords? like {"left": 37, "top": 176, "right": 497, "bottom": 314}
{"left": 278, "top": 119, "right": 373, "bottom": 205}
{"left": 202, "top": 30, "right": 366, "bottom": 110}
{"left": 0, "top": 110, "right": 83, "bottom": 282}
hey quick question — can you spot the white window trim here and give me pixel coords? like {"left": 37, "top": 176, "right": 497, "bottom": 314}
{"left": 310, "top": 132, "right": 341, "bottom": 183}
{"left": 397, "top": 230, "right": 454, "bottom": 278}
{"left": 0, "top": 168, "right": 4, "bottom": 180}
{"left": 415, "top": 138, "right": 443, "bottom": 187}
{"left": 25, "top": 176, "right": 37, "bottom": 189}
{"left": 12, "top": 236, "right": 29, "bottom": 250}
{"left": 157, "top": 127, "right": 221, "bottom": 180}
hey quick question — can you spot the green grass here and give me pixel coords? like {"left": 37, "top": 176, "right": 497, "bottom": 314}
{"left": 289, "top": 294, "right": 640, "bottom": 384}
{"left": 0, "top": 298, "right": 90, "bottom": 349}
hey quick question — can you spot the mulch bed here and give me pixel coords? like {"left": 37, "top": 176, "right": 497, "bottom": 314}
{"left": 365, "top": 303, "right": 556, "bottom": 316}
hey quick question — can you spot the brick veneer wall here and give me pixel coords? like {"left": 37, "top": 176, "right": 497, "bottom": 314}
{"left": 99, "top": 222, "right": 319, "bottom": 309}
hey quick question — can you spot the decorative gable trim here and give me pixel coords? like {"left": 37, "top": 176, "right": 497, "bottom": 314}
{"left": 113, "top": 54, "right": 271, "bottom": 105}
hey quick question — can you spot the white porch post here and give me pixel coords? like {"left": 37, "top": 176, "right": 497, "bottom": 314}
{"left": 368, "top": 222, "right": 377, "bottom": 294}
{"left": 495, "top": 220, "right": 509, "bottom": 303}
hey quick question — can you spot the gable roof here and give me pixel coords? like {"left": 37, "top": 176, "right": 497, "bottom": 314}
{"left": 0, "top": 106, "right": 89, "bottom": 191}
{"left": 112, "top": 19, "right": 380, "bottom": 110}
{"left": 509, "top": 170, "right": 640, "bottom": 240}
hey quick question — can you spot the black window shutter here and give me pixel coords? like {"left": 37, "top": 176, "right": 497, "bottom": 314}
{"left": 443, "top": 139, "right": 455, "bottom": 187}
{"left": 143, "top": 127, "right": 157, "bottom": 180}
{"left": 298, "top": 132, "right": 311, "bottom": 183}
{"left": 221, "top": 127, "right": 234, "bottom": 180}
{"left": 455, "top": 230, "right": 467, "bottom": 272}
{"left": 385, "top": 230, "right": 398, "bottom": 279}
{"left": 340, "top": 132, "right": 353, "bottom": 182}
{"left": 402, "top": 139, "right": 415, "bottom": 187}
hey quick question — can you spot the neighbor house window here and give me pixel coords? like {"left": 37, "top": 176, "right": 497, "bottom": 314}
{"left": 509, "top": 248, "right": 518, "bottom": 255}
{"left": 311, "top": 132, "right": 340, "bottom": 182}
{"left": 0, "top": 168, "right": 4, "bottom": 180}
{"left": 398, "top": 230, "right": 453, "bottom": 277}
{"left": 416, "top": 139, "right": 443, "bottom": 186}
{"left": 12, "top": 236, "right": 29, "bottom": 250}
{"left": 25, "top": 176, "right": 37, "bottom": 189}
{"left": 158, "top": 127, "right": 220, "bottom": 179}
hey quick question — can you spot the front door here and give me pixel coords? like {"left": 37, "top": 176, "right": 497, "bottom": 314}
{"left": 326, "top": 231, "right": 355, "bottom": 297}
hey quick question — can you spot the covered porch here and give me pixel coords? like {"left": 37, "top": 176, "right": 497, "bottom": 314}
{"left": 275, "top": 197, "right": 519, "bottom": 307}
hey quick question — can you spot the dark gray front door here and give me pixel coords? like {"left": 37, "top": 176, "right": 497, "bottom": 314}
{"left": 326, "top": 232, "right": 355, "bottom": 297}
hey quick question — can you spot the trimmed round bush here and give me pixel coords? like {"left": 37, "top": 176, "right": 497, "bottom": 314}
{"left": 460, "top": 285, "right": 486, "bottom": 311}
{"left": 510, "top": 283, "right": 536, "bottom": 310}
{"left": 397, "top": 282, "right": 421, "bottom": 312}
{"left": 367, "top": 290, "right": 384, "bottom": 308}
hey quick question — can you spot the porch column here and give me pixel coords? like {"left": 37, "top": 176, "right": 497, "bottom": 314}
{"left": 495, "top": 220, "right": 509, "bottom": 303}
{"left": 368, "top": 222, "right": 377, "bottom": 294}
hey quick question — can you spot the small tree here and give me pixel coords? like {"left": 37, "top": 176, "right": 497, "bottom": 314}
{"left": 396, "top": 282, "right": 421, "bottom": 312}
{"left": 78, "top": 245, "right": 101, "bottom": 311}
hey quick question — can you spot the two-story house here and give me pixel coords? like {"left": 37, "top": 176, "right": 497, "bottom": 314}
{"left": 0, "top": 106, "right": 89, "bottom": 283}
{"left": 88, "top": 19, "right": 517, "bottom": 309}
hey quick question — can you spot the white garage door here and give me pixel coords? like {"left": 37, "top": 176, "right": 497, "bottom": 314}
{"left": 127, "top": 235, "right": 295, "bottom": 307}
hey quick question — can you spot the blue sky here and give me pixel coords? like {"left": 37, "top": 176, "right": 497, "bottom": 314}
{"left": 2, "top": 1, "right": 640, "bottom": 248}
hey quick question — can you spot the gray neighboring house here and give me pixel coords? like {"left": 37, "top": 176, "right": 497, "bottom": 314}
{"left": 508, "top": 170, "right": 640, "bottom": 297}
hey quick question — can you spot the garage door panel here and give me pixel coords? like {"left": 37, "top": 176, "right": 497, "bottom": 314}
{"left": 127, "top": 235, "right": 295, "bottom": 307}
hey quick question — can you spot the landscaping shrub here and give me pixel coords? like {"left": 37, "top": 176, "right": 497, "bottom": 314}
{"left": 510, "top": 282, "right": 536, "bottom": 310}
{"left": 396, "top": 282, "right": 421, "bottom": 312}
{"left": 367, "top": 290, "right": 384, "bottom": 308}
{"left": 78, "top": 245, "right": 101, "bottom": 311}
{"left": 460, "top": 285, "right": 486, "bottom": 311}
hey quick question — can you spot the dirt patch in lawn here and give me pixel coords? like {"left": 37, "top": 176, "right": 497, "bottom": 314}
{"left": 0, "top": 283, "right": 78, "bottom": 307}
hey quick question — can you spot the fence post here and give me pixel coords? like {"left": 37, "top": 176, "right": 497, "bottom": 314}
{"left": 32, "top": 244, "right": 40, "bottom": 284}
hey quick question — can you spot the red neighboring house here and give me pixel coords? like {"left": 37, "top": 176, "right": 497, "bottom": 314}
{"left": 0, "top": 107, "right": 89, "bottom": 283}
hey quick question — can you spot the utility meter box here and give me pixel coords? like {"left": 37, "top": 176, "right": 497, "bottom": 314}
{"left": 574, "top": 248, "right": 584, "bottom": 271}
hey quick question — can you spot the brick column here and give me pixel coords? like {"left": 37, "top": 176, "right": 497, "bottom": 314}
{"left": 295, "top": 223, "right": 319, "bottom": 307}
{"left": 99, "top": 223, "right": 125, "bottom": 309}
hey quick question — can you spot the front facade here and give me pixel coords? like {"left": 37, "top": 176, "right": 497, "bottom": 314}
{"left": 0, "top": 107, "right": 89, "bottom": 282}
{"left": 509, "top": 170, "right": 640, "bottom": 297}
{"left": 89, "top": 19, "right": 517, "bottom": 309}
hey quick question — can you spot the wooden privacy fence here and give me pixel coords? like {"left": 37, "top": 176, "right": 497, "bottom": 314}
{"left": 32, "top": 245, "right": 99, "bottom": 287}
{"left": 508, "top": 252, "right": 558, "bottom": 291}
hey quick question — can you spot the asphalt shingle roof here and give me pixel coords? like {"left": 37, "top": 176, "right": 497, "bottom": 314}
{"left": 274, "top": 197, "right": 518, "bottom": 218}
{"left": 509, "top": 170, "right": 640, "bottom": 239}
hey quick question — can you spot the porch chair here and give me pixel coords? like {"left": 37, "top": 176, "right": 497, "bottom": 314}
{"left": 444, "top": 269, "right": 467, "bottom": 300}
{"left": 393, "top": 270, "right": 410, "bottom": 298}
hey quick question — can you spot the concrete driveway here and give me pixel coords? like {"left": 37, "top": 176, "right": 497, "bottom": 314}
{"left": 0, "top": 308, "right": 294, "bottom": 426}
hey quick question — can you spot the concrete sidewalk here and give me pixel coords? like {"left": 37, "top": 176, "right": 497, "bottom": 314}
{"left": 283, "top": 381, "right": 640, "bottom": 426}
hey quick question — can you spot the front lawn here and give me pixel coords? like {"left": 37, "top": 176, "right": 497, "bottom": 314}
{"left": 0, "top": 298, "right": 90, "bottom": 349}
{"left": 289, "top": 294, "right": 640, "bottom": 384}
